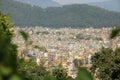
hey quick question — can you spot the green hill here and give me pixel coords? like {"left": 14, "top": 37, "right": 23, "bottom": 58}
{"left": 0, "top": 0, "right": 120, "bottom": 28}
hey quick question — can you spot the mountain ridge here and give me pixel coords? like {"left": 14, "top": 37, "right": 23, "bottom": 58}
{"left": 0, "top": 0, "right": 120, "bottom": 28}
{"left": 14, "top": 0, "right": 120, "bottom": 12}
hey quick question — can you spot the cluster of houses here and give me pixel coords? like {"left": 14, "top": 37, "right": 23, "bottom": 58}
{"left": 13, "top": 26, "right": 119, "bottom": 78}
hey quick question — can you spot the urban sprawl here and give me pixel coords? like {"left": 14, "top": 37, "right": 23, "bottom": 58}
{"left": 13, "top": 27, "right": 119, "bottom": 78}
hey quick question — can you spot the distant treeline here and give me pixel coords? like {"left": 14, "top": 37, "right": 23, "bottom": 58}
{"left": 0, "top": 0, "right": 120, "bottom": 28}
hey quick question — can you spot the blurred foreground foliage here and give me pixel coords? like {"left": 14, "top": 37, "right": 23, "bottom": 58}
{"left": 91, "top": 47, "right": 120, "bottom": 80}
{"left": 17, "top": 60, "right": 49, "bottom": 80}
{"left": 110, "top": 27, "right": 120, "bottom": 39}
{"left": 76, "top": 67, "right": 94, "bottom": 80}
{"left": 18, "top": 60, "right": 94, "bottom": 80}
{"left": 91, "top": 27, "right": 120, "bottom": 80}
{"left": 0, "top": 11, "right": 22, "bottom": 79}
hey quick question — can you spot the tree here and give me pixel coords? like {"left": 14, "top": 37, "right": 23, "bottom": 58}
{"left": 90, "top": 47, "right": 120, "bottom": 80}
{"left": 110, "top": 27, "right": 120, "bottom": 39}
{"left": 19, "top": 30, "right": 30, "bottom": 59}
{"left": 52, "top": 65, "right": 68, "bottom": 80}
{"left": 19, "top": 30, "right": 29, "bottom": 42}
{"left": 17, "top": 60, "right": 49, "bottom": 80}
{"left": 90, "top": 27, "right": 120, "bottom": 80}
{"left": 0, "top": 10, "right": 22, "bottom": 80}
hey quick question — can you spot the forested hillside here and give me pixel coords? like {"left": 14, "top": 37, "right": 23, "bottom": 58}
{"left": 0, "top": 0, "right": 120, "bottom": 28}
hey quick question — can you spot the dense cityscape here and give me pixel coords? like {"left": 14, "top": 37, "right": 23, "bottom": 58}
{"left": 12, "top": 26, "right": 120, "bottom": 78}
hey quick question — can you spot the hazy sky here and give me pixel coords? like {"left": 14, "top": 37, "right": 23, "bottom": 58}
{"left": 53, "top": 0, "right": 112, "bottom": 5}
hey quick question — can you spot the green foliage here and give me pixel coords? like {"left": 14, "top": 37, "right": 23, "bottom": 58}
{"left": 110, "top": 27, "right": 120, "bottom": 39}
{"left": 76, "top": 67, "right": 94, "bottom": 80}
{"left": 9, "top": 75, "right": 22, "bottom": 80}
{"left": 0, "top": 9, "right": 22, "bottom": 80}
{"left": 0, "top": 66, "right": 12, "bottom": 76}
{"left": 52, "top": 66, "right": 68, "bottom": 80}
{"left": 19, "top": 30, "right": 29, "bottom": 42}
{"left": 90, "top": 47, "right": 120, "bottom": 80}
{"left": 17, "top": 60, "right": 49, "bottom": 80}
{"left": 1, "top": 0, "right": 120, "bottom": 27}
{"left": 34, "top": 45, "right": 40, "bottom": 49}
{"left": 43, "top": 74, "right": 56, "bottom": 80}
